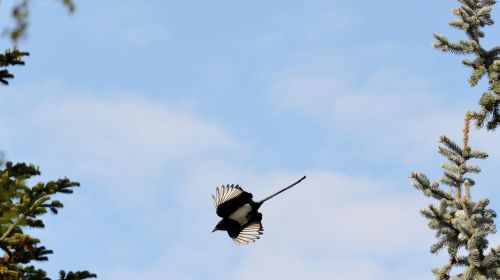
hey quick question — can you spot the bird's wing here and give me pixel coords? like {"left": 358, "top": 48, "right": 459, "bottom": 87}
{"left": 232, "top": 221, "right": 264, "bottom": 245}
{"left": 212, "top": 184, "right": 253, "bottom": 218}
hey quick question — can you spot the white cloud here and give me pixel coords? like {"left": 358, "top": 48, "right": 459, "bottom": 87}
{"left": 219, "top": 170, "right": 448, "bottom": 280}
{"left": 1, "top": 80, "right": 486, "bottom": 279}
{"left": 0, "top": 83, "right": 241, "bottom": 206}
{"left": 0, "top": 82, "right": 246, "bottom": 277}
{"left": 246, "top": 170, "right": 431, "bottom": 249}
{"left": 268, "top": 68, "right": 472, "bottom": 166}
{"left": 149, "top": 169, "right": 437, "bottom": 280}
{"left": 263, "top": 68, "right": 500, "bottom": 279}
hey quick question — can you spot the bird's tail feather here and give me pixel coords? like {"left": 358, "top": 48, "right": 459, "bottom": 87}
{"left": 258, "top": 175, "right": 306, "bottom": 204}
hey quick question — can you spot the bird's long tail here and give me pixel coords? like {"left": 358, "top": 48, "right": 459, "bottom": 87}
{"left": 258, "top": 175, "right": 306, "bottom": 204}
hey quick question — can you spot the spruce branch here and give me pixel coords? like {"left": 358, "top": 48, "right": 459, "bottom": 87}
{"left": 433, "top": 0, "right": 500, "bottom": 130}
{"left": 410, "top": 112, "right": 498, "bottom": 279}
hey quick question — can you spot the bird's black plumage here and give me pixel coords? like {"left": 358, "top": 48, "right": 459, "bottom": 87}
{"left": 212, "top": 176, "right": 306, "bottom": 245}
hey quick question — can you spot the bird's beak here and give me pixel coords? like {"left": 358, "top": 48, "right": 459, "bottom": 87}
{"left": 211, "top": 227, "right": 217, "bottom": 233}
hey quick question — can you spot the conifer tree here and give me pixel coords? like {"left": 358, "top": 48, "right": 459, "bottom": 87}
{"left": 0, "top": 49, "right": 29, "bottom": 86}
{"left": 1, "top": 0, "right": 74, "bottom": 85}
{"left": 433, "top": 0, "right": 499, "bottom": 130}
{"left": 0, "top": 162, "right": 96, "bottom": 279}
{"left": 1, "top": 1, "right": 95, "bottom": 279}
{"left": 411, "top": 113, "right": 499, "bottom": 279}
{"left": 411, "top": 1, "right": 500, "bottom": 279}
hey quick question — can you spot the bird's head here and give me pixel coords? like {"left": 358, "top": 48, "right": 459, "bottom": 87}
{"left": 212, "top": 220, "right": 228, "bottom": 232}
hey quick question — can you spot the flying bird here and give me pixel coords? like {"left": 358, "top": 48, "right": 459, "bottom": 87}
{"left": 212, "top": 176, "right": 306, "bottom": 244}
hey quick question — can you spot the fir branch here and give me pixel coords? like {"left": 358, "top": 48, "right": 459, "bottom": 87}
{"left": 437, "top": 146, "right": 462, "bottom": 166}
{"left": 468, "top": 150, "right": 488, "bottom": 159}
{"left": 440, "top": 135, "right": 463, "bottom": 156}
{"left": 5, "top": 0, "right": 75, "bottom": 43}
{"left": 0, "top": 162, "right": 95, "bottom": 279}
{"left": 0, "top": 48, "right": 29, "bottom": 86}
{"left": 0, "top": 214, "right": 25, "bottom": 242}
{"left": 463, "top": 112, "right": 472, "bottom": 149}
{"left": 411, "top": 111, "right": 497, "bottom": 278}
{"left": 410, "top": 173, "right": 453, "bottom": 201}
{"left": 433, "top": 0, "right": 500, "bottom": 130}
{"left": 463, "top": 164, "right": 481, "bottom": 173}
{"left": 1, "top": 0, "right": 72, "bottom": 86}
{"left": 59, "top": 270, "right": 97, "bottom": 280}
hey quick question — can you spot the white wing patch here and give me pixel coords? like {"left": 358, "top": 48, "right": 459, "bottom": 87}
{"left": 212, "top": 184, "right": 244, "bottom": 209}
{"left": 233, "top": 222, "right": 264, "bottom": 245}
{"left": 228, "top": 204, "right": 252, "bottom": 226}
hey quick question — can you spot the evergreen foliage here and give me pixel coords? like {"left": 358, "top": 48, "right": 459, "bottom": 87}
{"left": 0, "top": 48, "right": 29, "bottom": 85}
{"left": 1, "top": 0, "right": 74, "bottom": 86}
{"left": 412, "top": 1, "right": 500, "bottom": 278}
{"left": 432, "top": 0, "right": 500, "bottom": 130}
{"left": 0, "top": 162, "right": 96, "bottom": 280}
{"left": 1, "top": 2, "right": 95, "bottom": 279}
{"left": 411, "top": 113, "right": 500, "bottom": 279}
{"left": 5, "top": 0, "right": 75, "bottom": 43}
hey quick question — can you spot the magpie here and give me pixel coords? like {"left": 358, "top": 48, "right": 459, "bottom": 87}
{"left": 212, "top": 176, "right": 306, "bottom": 244}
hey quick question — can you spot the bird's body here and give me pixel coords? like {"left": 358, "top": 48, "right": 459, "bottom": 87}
{"left": 212, "top": 176, "right": 306, "bottom": 244}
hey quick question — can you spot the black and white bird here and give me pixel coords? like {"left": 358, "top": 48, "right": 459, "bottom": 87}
{"left": 211, "top": 176, "right": 306, "bottom": 244}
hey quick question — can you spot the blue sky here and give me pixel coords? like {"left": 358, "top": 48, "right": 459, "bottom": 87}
{"left": 0, "top": 0, "right": 499, "bottom": 279}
